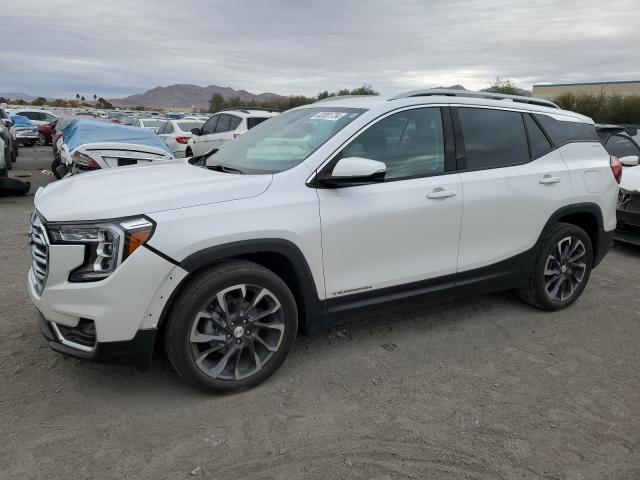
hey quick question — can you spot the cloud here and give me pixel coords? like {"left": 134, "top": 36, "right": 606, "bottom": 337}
{"left": 2, "top": 0, "right": 639, "bottom": 98}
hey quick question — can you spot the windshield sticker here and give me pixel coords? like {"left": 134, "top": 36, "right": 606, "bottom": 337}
{"left": 309, "top": 112, "right": 348, "bottom": 121}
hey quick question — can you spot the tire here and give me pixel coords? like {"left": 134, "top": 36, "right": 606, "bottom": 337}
{"left": 165, "top": 260, "right": 298, "bottom": 392}
{"left": 5, "top": 148, "right": 11, "bottom": 171}
{"left": 26, "top": 140, "right": 35, "bottom": 147}
{"left": 0, "top": 177, "right": 30, "bottom": 195}
{"left": 36, "top": 134, "right": 47, "bottom": 146}
{"left": 14, "top": 143, "right": 18, "bottom": 158}
{"left": 518, "top": 222, "right": 593, "bottom": 310}
{"left": 185, "top": 147, "right": 193, "bottom": 158}
{"left": 51, "top": 158, "right": 67, "bottom": 180}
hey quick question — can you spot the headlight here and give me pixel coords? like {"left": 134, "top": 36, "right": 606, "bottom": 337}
{"left": 48, "top": 217, "right": 155, "bottom": 282}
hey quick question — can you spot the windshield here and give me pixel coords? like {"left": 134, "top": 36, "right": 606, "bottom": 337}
{"left": 204, "top": 107, "right": 365, "bottom": 173}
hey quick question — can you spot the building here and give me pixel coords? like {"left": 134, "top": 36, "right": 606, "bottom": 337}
{"left": 532, "top": 80, "right": 640, "bottom": 100}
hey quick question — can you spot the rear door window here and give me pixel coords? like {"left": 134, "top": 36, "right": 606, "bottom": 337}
{"left": 228, "top": 115, "right": 242, "bottom": 131}
{"left": 215, "top": 114, "right": 231, "bottom": 133}
{"left": 457, "top": 107, "right": 529, "bottom": 170}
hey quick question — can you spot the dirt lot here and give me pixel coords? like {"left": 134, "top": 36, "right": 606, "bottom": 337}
{"left": 1, "top": 147, "right": 639, "bottom": 480}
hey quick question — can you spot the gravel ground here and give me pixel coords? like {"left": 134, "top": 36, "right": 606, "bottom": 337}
{"left": 1, "top": 147, "right": 640, "bottom": 480}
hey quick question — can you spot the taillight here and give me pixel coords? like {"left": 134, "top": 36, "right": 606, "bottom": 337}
{"left": 610, "top": 155, "right": 622, "bottom": 184}
{"left": 73, "top": 151, "right": 101, "bottom": 170}
{"left": 175, "top": 136, "right": 189, "bottom": 144}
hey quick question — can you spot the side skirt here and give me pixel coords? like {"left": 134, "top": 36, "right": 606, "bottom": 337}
{"left": 325, "top": 248, "right": 536, "bottom": 327}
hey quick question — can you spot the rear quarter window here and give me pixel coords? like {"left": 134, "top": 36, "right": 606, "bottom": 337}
{"left": 247, "top": 117, "right": 270, "bottom": 129}
{"left": 535, "top": 114, "right": 599, "bottom": 145}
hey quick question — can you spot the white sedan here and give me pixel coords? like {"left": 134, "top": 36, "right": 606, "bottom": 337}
{"left": 157, "top": 119, "right": 205, "bottom": 158}
{"left": 132, "top": 118, "right": 167, "bottom": 133}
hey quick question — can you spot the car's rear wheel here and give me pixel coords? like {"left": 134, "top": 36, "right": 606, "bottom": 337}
{"left": 36, "top": 134, "right": 47, "bottom": 146}
{"left": 518, "top": 222, "right": 593, "bottom": 310}
{"left": 5, "top": 148, "right": 12, "bottom": 171}
{"left": 165, "top": 260, "right": 297, "bottom": 392}
{"left": 185, "top": 147, "right": 193, "bottom": 158}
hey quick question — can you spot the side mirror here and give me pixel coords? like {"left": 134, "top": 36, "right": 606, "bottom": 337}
{"left": 191, "top": 127, "right": 201, "bottom": 136}
{"left": 619, "top": 155, "right": 639, "bottom": 167}
{"left": 317, "top": 157, "right": 386, "bottom": 187}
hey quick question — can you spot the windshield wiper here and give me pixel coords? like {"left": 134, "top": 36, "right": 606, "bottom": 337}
{"left": 207, "top": 164, "right": 245, "bottom": 175}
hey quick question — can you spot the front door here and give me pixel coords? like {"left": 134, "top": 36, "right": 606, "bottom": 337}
{"left": 317, "top": 106, "right": 463, "bottom": 302}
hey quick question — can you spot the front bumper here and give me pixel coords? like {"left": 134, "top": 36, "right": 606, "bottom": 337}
{"left": 614, "top": 208, "right": 640, "bottom": 246}
{"left": 28, "top": 238, "right": 187, "bottom": 367}
{"left": 37, "top": 311, "right": 157, "bottom": 370}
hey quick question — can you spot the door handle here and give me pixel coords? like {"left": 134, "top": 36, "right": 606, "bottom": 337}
{"left": 539, "top": 175, "right": 562, "bottom": 185}
{"left": 427, "top": 188, "right": 457, "bottom": 199}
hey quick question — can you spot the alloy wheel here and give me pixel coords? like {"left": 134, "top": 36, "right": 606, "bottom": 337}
{"left": 189, "top": 284, "right": 285, "bottom": 381}
{"left": 36, "top": 134, "right": 47, "bottom": 146}
{"left": 543, "top": 236, "right": 586, "bottom": 301}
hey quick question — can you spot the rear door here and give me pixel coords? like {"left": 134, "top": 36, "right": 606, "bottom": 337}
{"left": 454, "top": 107, "right": 572, "bottom": 278}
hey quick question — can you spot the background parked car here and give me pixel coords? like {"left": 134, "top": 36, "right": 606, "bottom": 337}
{"left": 157, "top": 119, "right": 204, "bottom": 158}
{"left": 10, "top": 109, "right": 58, "bottom": 125}
{"left": 597, "top": 124, "right": 640, "bottom": 246}
{"left": 132, "top": 118, "right": 167, "bottom": 133}
{"left": 0, "top": 107, "right": 18, "bottom": 164}
{"left": 186, "top": 108, "right": 279, "bottom": 157}
{"left": 37, "top": 121, "right": 54, "bottom": 146}
{"left": 59, "top": 119, "right": 174, "bottom": 176}
{"left": 10, "top": 114, "right": 39, "bottom": 146}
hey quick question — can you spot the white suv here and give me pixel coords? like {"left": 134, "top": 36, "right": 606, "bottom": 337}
{"left": 186, "top": 108, "right": 279, "bottom": 157}
{"left": 29, "top": 90, "right": 619, "bottom": 392}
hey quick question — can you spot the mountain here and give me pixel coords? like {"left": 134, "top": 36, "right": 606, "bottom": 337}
{"left": 109, "top": 84, "right": 284, "bottom": 109}
{"left": 0, "top": 92, "right": 39, "bottom": 101}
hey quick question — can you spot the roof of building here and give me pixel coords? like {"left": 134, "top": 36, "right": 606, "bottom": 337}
{"left": 533, "top": 80, "right": 640, "bottom": 87}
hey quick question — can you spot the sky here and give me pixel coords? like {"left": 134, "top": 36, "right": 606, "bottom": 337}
{"left": 3, "top": 0, "right": 639, "bottom": 99}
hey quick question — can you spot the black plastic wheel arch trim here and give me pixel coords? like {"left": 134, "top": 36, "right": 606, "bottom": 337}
{"left": 172, "top": 239, "right": 326, "bottom": 336}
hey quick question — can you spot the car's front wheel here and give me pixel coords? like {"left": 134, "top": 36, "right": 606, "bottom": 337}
{"left": 36, "top": 134, "right": 47, "bottom": 146}
{"left": 518, "top": 222, "right": 593, "bottom": 310}
{"left": 165, "top": 260, "right": 298, "bottom": 392}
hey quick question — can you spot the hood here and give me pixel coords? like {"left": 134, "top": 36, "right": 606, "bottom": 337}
{"left": 35, "top": 160, "right": 272, "bottom": 222}
{"left": 621, "top": 165, "right": 640, "bottom": 194}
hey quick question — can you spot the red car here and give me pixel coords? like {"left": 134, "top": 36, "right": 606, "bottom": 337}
{"left": 37, "top": 121, "right": 55, "bottom": 146}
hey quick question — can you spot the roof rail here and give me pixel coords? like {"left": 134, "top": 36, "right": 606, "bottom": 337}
{"left": 314, "top": 95, "right": 374, "bottom": 103}
{"left": 388, "top": 88, "right": 559, "bottom": 109}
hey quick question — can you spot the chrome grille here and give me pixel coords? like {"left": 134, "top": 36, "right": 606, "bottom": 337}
{"left": 30, "top": 212, "right": 49, "bottom": 294}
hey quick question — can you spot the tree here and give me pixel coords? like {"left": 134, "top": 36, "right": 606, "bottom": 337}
{"left": 30, "top": 97, "right": 48, "bottom": 106}
{"left": 15, "top": 99, "right": 27, "bottom": 105}
{"left": 483, "top": 77, "right": 521, "bottom": 95}
{"left": 208, "top": 93, "right": 227, "bottom": 113}
{"left": 208, "top": 85, "right": 379, "bottom": 113}
{"left": 93, "top": 94, "right": 97, "bottom": 102}
{"left": 96, "top": 97, "right": 114, "bottom": 109}
{"left": 76, "top": 94, "right": 80, "bottom": 101}
{"left": 0, "top": 97, "right": 7, "bottom": 104}
{"left": 81, "top": 96, "right": 85, "bottom": 102}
